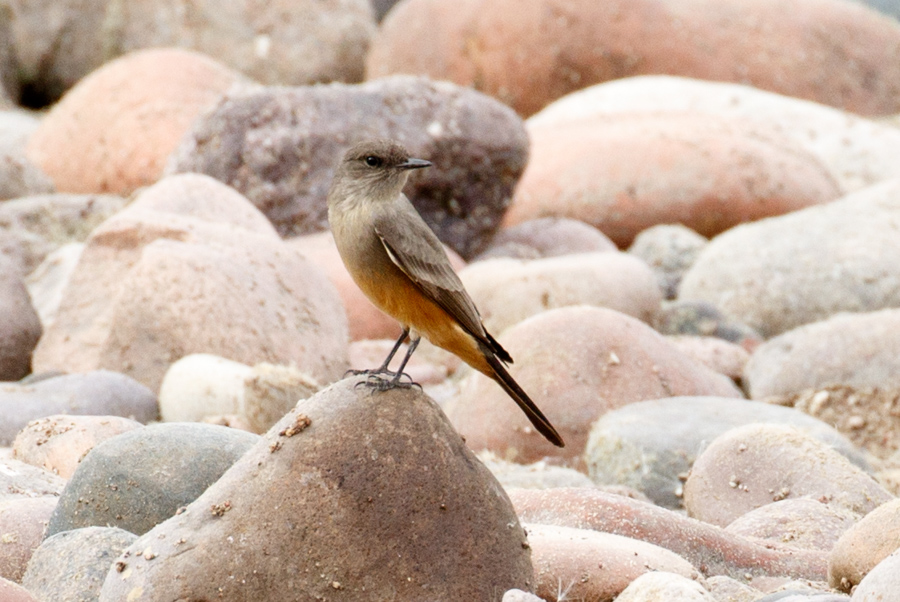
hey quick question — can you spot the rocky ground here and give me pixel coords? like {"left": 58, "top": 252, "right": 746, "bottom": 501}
{"left": 2, "top": 0, "right": 900, "bottom": 600}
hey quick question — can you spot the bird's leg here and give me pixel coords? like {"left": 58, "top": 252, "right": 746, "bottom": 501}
{"left": 346, "top": 327, "right": 409, "bottom": 378}
{"left": 364, "top": 336, "right": 422, "bottom": 391}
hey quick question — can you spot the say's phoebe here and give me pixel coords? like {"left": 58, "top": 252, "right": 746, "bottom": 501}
{"left": 327, "top": 139, "right": 564, "bottom": 447}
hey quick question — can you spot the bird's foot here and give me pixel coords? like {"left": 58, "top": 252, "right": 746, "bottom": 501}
{"left": 356, "top": 371, "right": 421, "bottom": 392}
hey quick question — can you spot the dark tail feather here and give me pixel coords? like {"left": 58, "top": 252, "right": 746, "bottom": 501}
{"left": 484, "top": 352, "right": 565, "bottom": 448}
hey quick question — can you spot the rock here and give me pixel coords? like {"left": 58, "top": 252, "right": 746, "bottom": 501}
{"left": 367, "top": 0, "right": 900, "bottom": 117}
{"left": 654, "top": 300, "right": 764, "bottom": 352}
{"left": 683, "top": 424, "right": 892, "bottom": 527}
{"left": 744, "top": 309, "right": 900, "bottom": 399}
{"left": 726, "top": 498, "right": 858, "bottom": 552}
{"left": 667, "top": 336, "right": 750, "bottom": 382}
{"left": 476, "top": 217, "right": 617, "bottom": 261}
{"left": 167, "top": 75, "right": 528, "bottom": 257}
{"left": 0, "top": 258, "right": 41, "bottom": 381}
{"left": 679, "top": 179, "right": 900, "bottom": 338}
{"left": 0, "top": 8, "right": 17, "bottom": 104}
{"left": 0, "top": 152, "right": 52, "bottom": 202}
{"left": 25, "top": 243, "right": 84, "bottom": 330}
{"left": 47, "top": 423, "right": 258, "bottom": 537}
{"left": 529, "top": 75, "right": 900, "bottom": 195}
{"left": 0, "top": 371, "right": 157, "bottom": 445}
{"left": 526, "top": 523, "right": 699, "bottom": 602}
{"left": 510, "top": 488, "right": 828, "bottom": 581}
{"left": 458, "top": 253, "right": 662, "bottom": 334}
{"left": 502, "top": 590, "right": 543, "bottom": 602}
{"left": 26, "top": 48, "right": 245, "bottom": 195}
{"left": 585, "top": 397, "right": 871, "bottom": 509}
{"left": 0, "top": 458, "right": 65, "bottom": 500}
{"left": 615, "top": 571, "right": 714, "bottom": 601}
{"left": 479, "top": 453, "right": 595, "bottom": 490}
{"left": 827, "top": 498, "right": 900, "bottom": 592}
{"left": 506, "top": 113, "right": 839, "bottom": 248}
{"left": 22, "top": 527, "right": 137, "bottom": 602}
{"left": 851, "top": 549, "right": 900, "bottom": 599}
{"left": 97, "top": 378, "right": 532, "bottom": 601}
{"left": 241, "top": 363, "right": 320, "bottom": 433}
{"left": 0, "top": 496, "right": 56, "bottom": 582}
{"left": 0, "top": 577, "right": 37, "bottom": 602}
{"left": 31, "top": 173, "right": 349, "bottom": 392}
{"left": 0, "top": 110, "right": 39, "bottom": 153}
{"left": 445, "top": 306, "right": 741, "bottom": 467}
{"left": 628, "top": 225, "right": 708, "bottom": 299}
{"left": 12, "top": 415, "right": 143, "bottom": 478}
{"left": 705, "top": 575, "right": 760, "bottom": 602}
{"left": 349, "top": 339, "right": 458, "bottom": 386}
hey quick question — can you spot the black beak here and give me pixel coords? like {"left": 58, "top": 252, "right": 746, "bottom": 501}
{"left": 398, "top": 158, "right": 432, "bottom": 170}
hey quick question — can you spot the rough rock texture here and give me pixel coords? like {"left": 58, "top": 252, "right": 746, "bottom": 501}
{"left": 584, "top": 397, "right": 871, "bottom": 508}
{"left": 98, "top": 378, "right": 533, "bottom": 601}
{"left": 24, "top": 242, "right": 84, "bottom": 329}
{"left": 667, "top": 336, "right": 749, "bottom": 382}
{"left": 26, "top": 48, "right": 245, "bottom": 195}
{"left": 851, "top": 549, "right": 900, "bottom": 599}
{"left": 529, "top": 75, "right": 900, "bottom": 194}
{"left": 726, "top": 498, "right": 858, "bottom": 552}
{"left": 683, "top": 424, "right": 892, "bottom": 527}
{"left": 458, "top": 253, "right": 663, "bottom": 334}
{"left": 510, "top": 488, "right": 828, "bottom": 581}
{"left": 22, "top": 527, "right": 137, "bottom": 602}
{"left": 654, "top": 300, "right": 764, "bottom": 351}
{"left": 479, "top": 453, "right": 595, "bottom": 490}
{"left": 0, "top": 496, "right": 57, "bottom": 582}
{"left": 827, "top": 498, "right": 900, "bottom": 592}
{"left": 679, "top": 179, "right": 900, "bottom": 338}
{"left": 445, "top": 306, "right": 741, "bottom": 466}
{"left": 0, "top": 458, "right": 65, "bottom": 501}
{"left": 0, "top": 152, "right": 53, "bottom": 202}
{"left": 0, "top": 371, "right": 157, "bottom": 446}
{"left": 367, "top": 0, "right": 900, "bottom": 117}
{"left": 615, "top": 572, "right": 714, "bottom": 601}
{"left": 168, "top": 75, "right": 528, "bottom": 257}
{"left": 12, "top": 414, "right": 143, "bottom": 478}
{"left": 0, "top": 258, "right": 42, "bottom": 381}
{"left": 31, "top": 174, "right": 349, "bottom": 392}
{"left": 46, "top": 423, "right": 259, "bottom": 537}
{"left": 506, "top": 113, "right": 839, "bottom": 247}
{"left": 744, "top": 309, "right": 900, "bottom": 399}
{"left": 475, "top": 217, "right": 617, "bottom": 261}
{"left": 628, "top": 225, "right": 709, "bottom": 299}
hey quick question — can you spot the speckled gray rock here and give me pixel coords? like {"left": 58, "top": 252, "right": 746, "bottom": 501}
{"left": 0, "top": 370, "right": 157, "bottom": 445}
{"left": 0, "top": 458, "right": 65, "bottom": 500}
{"left": 679, "top": 179, "right": 900, "bottom": 338}
{"left": 480, "top": 454, "right": 595, "bottom": 490}
{"left": 0, "top": 259, "right": 41, "bottom": 381}
{"left": 98, "top": 377, "right": 532, "bottom": 601}
{"left": 615, "top": 571, "right": 714, "bottom": 601}
{"left": 22, "top": 526, "right": 137, "bottom": 602}
{"left": 46, "top": 423, "right": 258, "bottom": 537}
{"left": 585, "top": 397, "right": 871, "bottom": 508}
{"left": 705, "top": 575, "right": 759, "bottom": 602}
{"left": 0, "top": 149, "right": 52, "bottom": 201}
{"left": 167, "top": 75, "right": 529, "bottom": 258}
{"left": 851, "top": 0, "right": 900, "bottom": 20}
{"left": 476, "top": 217, "right": 617, "bottom": 261}
{"left": 654, "top": 300, "right": 762, "bottom": 349}
{"left": 628, "top": 224, "right": 709, "bottom": 299}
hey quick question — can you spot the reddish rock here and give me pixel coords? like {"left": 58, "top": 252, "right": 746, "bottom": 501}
{"left": 444, "top": 306, "right": 741, "bottom": 466}
{"left": 12, "top": 415, "right": 143, "bottom": 478}
{"left": 726, "top": 498, "right": 858, "bottom": 552}
{"left": 0, "top": 496, "right": 56, "bottom": 582}
{"left": 26, "top": 48, "right": 245, "bottom": 195}
{"left": 828, "top": 498, "right": 900, "bottom": 592}
{"left": 476, "top": 217, "right": 617, "bottom": 261}
{"left": 526, "top": 523, "right": 698, "bottom": 602}
{"left": 668, "top": 336, "right": 750, "bottom": 382}
{"left": 0, "top": 577, "right": 37, "bottom": 602}
{"left": 683, "top": 424, "right": 892, "bottom": 527}
{"left": 505, "top": 113, "right": 839, "bottom": 247}
{"left": 367, "top": 0, "right": 900, "bottom": 117}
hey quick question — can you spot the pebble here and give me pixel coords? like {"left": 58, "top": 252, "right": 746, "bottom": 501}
{"left": 827, "top": 498, "right": 900, "bottom": 591}
{"left": 0, "top": 458, "right": 65, "bottom": 500}
{"left": 614, "top": 571, "right": 715, "bottom": 601}
{"left": 654, "top": 300, "right": 764, "bottom": 351}
{"left": 0, "top": 496, "right": 56, "bottom": 582}
{"left": 476, "top": 217, "right": 617, "bottom": 261}
{"left": 0, "top": 577, "right": 37, "bottom": 602}
{"left": 667, "top": 336, "right": 750, "bottom": 382}
{"left": 726, "top": 498, "right": 858, "bottom": 552}
{"left": 24, "top": 242, "right": 84, "bottom": 330}
{"left": 851, "top": 549, "right": 900, "bottom": 599}
{"left": 0, "top": 257, "right": 41, "bottom": 381}
{"left": 628, "top": 224, "right": 709, "bottom": 299}
{"left": 479, "top": 453, "right": 595, "bottom": 490}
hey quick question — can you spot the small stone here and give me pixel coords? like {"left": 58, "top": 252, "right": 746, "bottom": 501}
{"left": 628, "top": 225, "right": 709, "bottom": 299}
{"left": 828, "top": 498, "right": 900, "bottom": 592}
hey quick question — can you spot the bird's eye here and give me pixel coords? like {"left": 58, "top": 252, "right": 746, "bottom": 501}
{"left": 364, "top": 156, "right": 383, "bottom": 167}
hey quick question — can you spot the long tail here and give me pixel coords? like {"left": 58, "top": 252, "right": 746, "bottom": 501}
{"left": 483, "top": 351, "right": 565, "bottom": 448}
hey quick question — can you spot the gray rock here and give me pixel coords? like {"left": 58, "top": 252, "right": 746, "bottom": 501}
{"left": 22, "top": 526, "right": 137, "bottom": 602}
{"left": 476, "top": 217, "right": 617, "bottom": 262}
{"left": 24, "top": 242, "right": 84, "bottom": 329}
{"left": 47, "top": 423, "right": 258, "bottom": 537}
{"left": 654, "top": 300, "right": 762, "bottom": 348}
{"left": 614, "top": 571, "right": 714, "bottom": 601}
{"left": 167, "top": 75, "right": 528, "bottom": 258}
{"left": 0, "top": 370, "right": 158, "bottom": 445}
{"left": 850, "top": 0, "right": 900, "bottom": 20}
{"left": 98, "top": 378, "right": 533, "bottom": 601}
{"left": 679, "top": 179, "right": 900, "bottom": 338}
{"left": 705, "top": 575, "right": 759, "bottom": 602}
{"left": 585, "top": 396, "right": 871, "bottom": 508}
{"left": 0, "top": 259, "right": 41, "bottom": 381}
{"left": 0, "top": 10, "right": 17, "bottom": 104}
{"left": 0, "top": 458, "right": 65, "bottom": 500}
{"left": 628, "top": 224, "right": 708, "bottom": 299}
{"left": 479, "top": 453, "right": 595, "bottom": 490}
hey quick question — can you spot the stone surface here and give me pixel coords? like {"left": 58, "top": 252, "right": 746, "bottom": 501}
{"left": 0, "top": 371, "right": 157, "bottom": 446}
{"left": 0, "top": 458, "right": 65, "bottom": 501}
{"left": 851, "top": 549, "right": 900, "bottom": 599}
{"left": 654, "top": 300, "right": 764, "bottom": 352}
{"left": 667, "top": 336, "right": 749, "bottom": 382}
{"left": 26, "top": 48, "right": 245, "bottom": 195}
{"left": 12, "top": 415, "right": 143, "bottom": 479}
{"left": 628, "top": 225, "right": 709, "bottom": 299}
{"left": 745, "top": 309, "right": 900, "bottom": 399}
{"left": 0, "top": 150, "right": 52, "bottom": 202}
{"left": 168, "top": 75, "right": 528, "bottom": 257}
{"left": 0, "top": 258, "right": 41, "bottom": 381}
{"left": 529, "top": 75, "right": 900, "bottom": 194}
{"left": 526, "top": 523, "right": 699, "bottom": 602}
{"left": 459, "top": 252, "right": 663, "bottom": 334}
{"left": 0, "top": 577, "right": 37, "bottom": 602}
{"left": 827, "top": 498, "right": 900, "bottom": 592}
{"left": 683, "top": 424, "right": 892, "bottom": 527}
{"left": 24, "top": 242, "right": 84, "bottom": 330}
{"left": 98, "top": 378, "right": 533, "bottom": 601}
{"left": 705, "top": 575, "right": 759, "bottom": 602}
{"left": 679, "top": 179, "right": 900, "bottom": 338}
{"left": 479, "top": 453, "right": 595, "bottom": 490}
{"left": 726, "top": 498, "right": 857, "bottom": 552}
{"left": 510, "top": 488, "right": 827, "bottom": 581}
{"left": 585, "top": 397, "right": 871, "bottom": 509}
{"left": 47, "top": 423, "right": 258, "bottom": 537}
{"left": 502, "top": 589, "right": 543, "bottom": 602}
{"left": 367, "top": 0, "right": 900, "bottom": 117}
{"left": 476, "top": 217, "right": 617, "bottom": 261}
{"left": 506, "top": 113, "right": 839, "bottom": 247}
{"left": 22, "top": 527, "right": 137, "bottom": 602}
{"left": 31, "top": 173, "right": 349, "bottom": 392}
{"left": 0, "top": 496, "right": 56, "bottom": 582}
{"left": 0, "top": 9, "right": 17, "bottom": 104}
{"left": 445, "top": 306, "right": 741, "bottom": 467}
{"left": 615, "top": 571, "right": 714, "bottom": 601}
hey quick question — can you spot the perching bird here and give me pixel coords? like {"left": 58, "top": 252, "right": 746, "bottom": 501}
{"left": 326, "top": 139, "right": 564, "bottom": 447}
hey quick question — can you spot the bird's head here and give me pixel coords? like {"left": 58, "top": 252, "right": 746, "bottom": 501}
{"left": 328, "top": 139, "right": 431, "bottom": 208}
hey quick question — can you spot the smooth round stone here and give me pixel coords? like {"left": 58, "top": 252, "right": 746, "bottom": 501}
{"left": 476, "top": 217, "right": 617, "bottom": 261}
{"left": 667, "top": 336, "right": 749, "bottom": 381}
{"left": 0, "top": 496, "right": 57, "bottom": 582}
{"left": 479, "top": 453, "right": 595, "bottom": 490}
{"left": 726, "top": 498, "right": 858, "bottom": 552}
{"left": 46, "top": 423, "right": 259, "bottom": 537}
{"left": 705, "top": 575, "right": 760, "bottom": 602}
{"left": 25, "top": 242, "right": 84, "bottom": 330}
{"left": 0, "top": 577, "right": 37, "bottom": 602}
{"left": 0, "top": 458, "right": 65, "bottom": 500}
{"left": 158, "top": 354, "right": 253, "bottom": 423}
{"left": 654, "top": 300, "right": 763, "bottom": 351}
{"left": 585, "top": 396, "right": 871, "bottom": 508}
{"left": 502, "top": 590, "right": 543, "bottom": 602}
{"left": 628, "top": 225, "right": 708, "bottom": 299}
{"left": 827, "top": 498, "right": 900, "bottom": 592}
{"left": 852, "top": 549, "right": 900, "bottom": 600}
{"left": 0, "top": 258, "right": 41, "bottom": 381}
{"left": 22, "top": 526, "right": 137, "bottom": 602}
{"left": 615, "top": 571, "right": 714, "bottom": 601}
